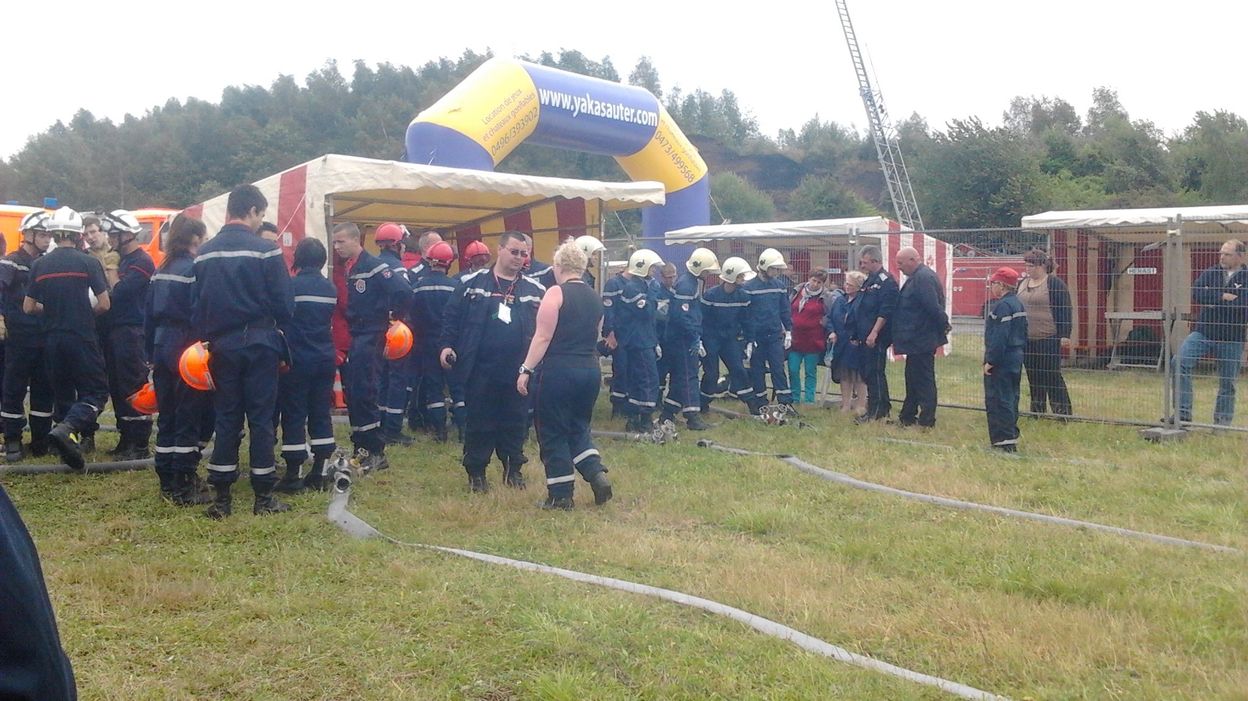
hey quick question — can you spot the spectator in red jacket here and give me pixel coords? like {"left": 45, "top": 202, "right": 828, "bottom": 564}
{"left": 788, "top": 270, "right": 836, "bottom": 404}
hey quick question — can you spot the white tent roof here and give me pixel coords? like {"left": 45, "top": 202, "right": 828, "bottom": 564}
{"left": 665, "top": 216, "right": 896, "bottom": 243}
{"left": 198, "top": 154, "right": 665, "bottom": 237}
{"left": 1022, "top": 204, "right": 1248, "bottom": 237}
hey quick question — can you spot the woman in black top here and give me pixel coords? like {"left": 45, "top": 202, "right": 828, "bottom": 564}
{"left": 517, "top": 240, "right": 613, "bottom": 510}
{"left": 1016, "top": 248, "right": 1074, "bottom": 416}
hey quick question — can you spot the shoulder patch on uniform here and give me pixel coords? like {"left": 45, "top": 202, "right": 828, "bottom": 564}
{"left": 382, "top": 269, "right": 392, "bottom": 278}
{"left": 603, "top": 298, "right": 613, "bottom": 307}
{"left": 681, "top": 302, "right": 690, "bottom": 312}
{"left": 355, "top": 280, "right": 366, "bottom": 293}
{"left": 637, "top": 298, "right": 646, "bottom": 308}
{"left": 878, "top": 272, "right": 887, "bottom": 281}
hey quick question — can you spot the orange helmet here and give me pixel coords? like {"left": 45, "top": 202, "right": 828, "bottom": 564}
{"left": 375, "top": 222, "right": 404, "bottom": 244}
{"left": 384, "top": 320, "right": 413, "bottom": 360}
{"left": 128, "top": 382, "right": 158, "bottom": 415}
{"left": 179, "top": 341, "right": 215, "bottom": 391}
{"left": 463, "top": 240, "right": 489, "bottom": 260}
{"left": 426, "top": 241, "right": 456, "bottom": 267}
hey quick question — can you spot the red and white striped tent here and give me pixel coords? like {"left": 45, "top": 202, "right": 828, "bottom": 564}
{"left": 187, "top": 153, "right": 665, "bottom": 269}
{"left": 665, "top": 216, "right": 955, "bottom": 352}
{"left": 189, "top": 153, "right": 666, "bottom": 360}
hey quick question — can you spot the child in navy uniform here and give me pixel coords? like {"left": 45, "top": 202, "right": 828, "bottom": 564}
{"left": 983, "top": 267, "right": 1028, "bottom": 451}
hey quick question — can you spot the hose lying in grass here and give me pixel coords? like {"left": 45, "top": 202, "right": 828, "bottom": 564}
{"left": 325, "top": 485, "right": 1009, "bottom": 701}
{"left": 0, "top": 458, "right": 153, "bottom": 476}
{"left": 696, "top": 440, "right": 1239, "bottom": 555}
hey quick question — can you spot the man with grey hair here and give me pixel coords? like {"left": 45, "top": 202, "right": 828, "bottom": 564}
{"left": 853, "top": 245, "right": 898, "bottom": 424}
{"left": 892, "top": 247, "right": 948, "bottom": 427}
{"left": 1175, "top": 238, "right": 1248, "bottom": 425}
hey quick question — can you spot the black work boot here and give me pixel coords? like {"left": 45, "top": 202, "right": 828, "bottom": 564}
{"left": 589, "top": 471, "right": 613, "bottom": 506}
{"left": 108, "top": 437, "right": 133, "bottom": 457}
{"left": 686, "top": 413, "right": 710, "bottom": 431}
{"left": 48, "top": 423, "right": 85, "bottom": 472}
{"left": 29, "top": 436, "right": 49, "bottom": 457}
{"left": 468, "top": 473, "right": 490, "bottom": 493}
{"left": 158, "top": 471, "right": 177, "bottom": 501}
{"left": 540, "top": 494, "right": 574, "bottom": 510}
{"left": 205, "top": 485, "right": 233, "bottom": 519}
{"left": 274, "top": 462, "right": 306, "bottom": 494}
{"left": 253, "top": 488, "right": 291, "bottom": 515}
{"left": 169, "top": 473, "right": 211, "bottom": 506}
{"left": 503, "top": 460, "right": 526, "bottom": 489}
{"left": 5, "top": 440, "right": 25, "bottom": 462}
{"left": 303, "top": 455, "right": 329, "bottom": 491}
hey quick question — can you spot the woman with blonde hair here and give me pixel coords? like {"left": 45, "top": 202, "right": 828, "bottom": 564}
{"left": 824, "top": 270, "right": 868, "bottom": 414}
{"left": 518, "top": 239, "right": 613, "bottom": 510}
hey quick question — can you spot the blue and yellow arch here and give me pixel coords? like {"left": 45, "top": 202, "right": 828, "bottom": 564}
{"left": 404, "top": 58, "right": 708, "bottom": 252}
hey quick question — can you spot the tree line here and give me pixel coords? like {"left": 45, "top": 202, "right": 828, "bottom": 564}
{"left": 2, "top": 49, "right": 1246, "bottom": 238}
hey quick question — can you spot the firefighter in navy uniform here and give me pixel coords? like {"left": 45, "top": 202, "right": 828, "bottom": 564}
{"left": 403, "top": 230, "right": 442, "bottom": 434}
{"left": 700, "top": 256, "right": 760, "bottom": 414}
{"left": 191, "top": 185, "right": 293, "bottom": 518}
{"left": 333, "top": 222, "right": 411, "bottom": 472}
{"left": 145, "top": 213, "right": 213, "bottom": 505}
{"left": 444, "top": 239, "right": 492, "bottom": 440}
{"left": 440, "top": 231, "right": 544, "bottom": 492}
{"left": 983, "top": 267, "right": 1028, "bottom": 451}
{"left": 852, "top": 245, "right": 899, "bottom": 424}
{"left": 523, "top": 233, "right": 558, "bottom": 290}
{"left": 574, "top": 235, "right": 605, "bottom": 288}
{"left": 274, "top": 238, "right": 339, "bottom": 493}
{"left": 373, "top": 223, "right": 416, "bottom": 446}
{"left": 0, "top": 212, "right": 55, "bottom": 462}
{"left": 615, "top": 249, "right": 663, "bottom": 432}
{"left": 99, "top": 210, "right": 155, "bottom": 459}
{"left": 661, "top": 248, "right": 717, "bottom": 430}
{"left": 743, "top": 248, "right": 794, "bottom": 410}
{"left": 601, "top": 266, "right": 628, "bottom": 418}
{"left": 411, "top": 241, "right": 458, "bottom": 441}
{"left": 23, "top": 207, "right": 111, "bottom": 472}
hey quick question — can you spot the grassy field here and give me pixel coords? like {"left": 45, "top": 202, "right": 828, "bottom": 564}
{"left": 3, "top": 391, "right": 1245, "bottom": 700}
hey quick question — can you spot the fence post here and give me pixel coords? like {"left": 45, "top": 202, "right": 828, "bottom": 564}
{"left": 1161, "top": 215, "right": 1183, "bottom": 429}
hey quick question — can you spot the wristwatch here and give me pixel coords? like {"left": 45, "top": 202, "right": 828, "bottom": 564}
{"left": 519, "top": 364, "right": 534, "bottom": 376}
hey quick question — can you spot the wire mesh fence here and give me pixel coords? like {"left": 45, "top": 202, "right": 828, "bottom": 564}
{"left": 673, "top": 221, "right": 1248, "bottom": 432}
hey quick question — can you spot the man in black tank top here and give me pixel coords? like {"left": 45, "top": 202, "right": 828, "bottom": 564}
{"left": 517, "top": 240, "right": 613, "bottom": 510}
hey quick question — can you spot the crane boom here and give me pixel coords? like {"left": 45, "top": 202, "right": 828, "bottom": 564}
{"left": 836, "top": 0, "right": 925, "bottom": 230}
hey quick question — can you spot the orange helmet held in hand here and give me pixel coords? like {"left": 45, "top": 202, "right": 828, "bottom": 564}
{"left": 179, "top": 341, "right": 215, "bottom": 391}
{"left": 128, "top": 382, "right": 158, "bottom": 415}
{"left": 384, "top": 320, "right": 413, "bottom": 360}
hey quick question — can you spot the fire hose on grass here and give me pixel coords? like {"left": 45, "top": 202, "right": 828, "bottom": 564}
{"left": 324, "top": 475, "right": 1008, "bottom": 701}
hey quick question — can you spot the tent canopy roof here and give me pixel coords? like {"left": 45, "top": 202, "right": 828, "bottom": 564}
{"left": 1022, "top": 204, "right": 1248, "bottom": 241}
{"left": 665, "top": 216, "right": 895, "bottom": 244}
{"left": 260, "top": 154, "right": 666, "bottom": 230}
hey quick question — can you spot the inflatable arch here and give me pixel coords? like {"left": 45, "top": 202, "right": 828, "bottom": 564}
{"left": 405, "top": 58, "right": 709, "bottom": 253}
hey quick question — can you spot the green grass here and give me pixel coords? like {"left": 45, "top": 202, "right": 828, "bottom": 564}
{"left": 3, "top": 394, "right": 1245, "bottom": 700}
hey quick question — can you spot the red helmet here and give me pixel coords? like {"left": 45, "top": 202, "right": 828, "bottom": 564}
{"left": 128, "top": 382, "right": 158, "bottom": 415}
{"left": 463, "top": 240, "right": 490, "bottom": 260}
{"left": 179, "top": 342, "right": 215, "bottom": 391}
{"left": 427, "top": 241, "right": 456, "bottom": 267}
{"left": 384, "top": 320, "right": 414, "bottom": 360}
{"left": 375, "top": 222, "right": 404, "bottom": 244}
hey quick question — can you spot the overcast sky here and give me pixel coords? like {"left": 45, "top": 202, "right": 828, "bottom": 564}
{"left": 3, "top": 0, "right": 1243, "bottom": 160}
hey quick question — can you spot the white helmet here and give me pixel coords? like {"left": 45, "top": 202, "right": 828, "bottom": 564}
{"left": 45, "top": 207, "right": 84, "bottom": 237}
{"left": 758, "top": 247, "right": 787, "bottom": 272}
{"left": 19, "top": 210, "right": 49, "bottom": 238}
{"left": 685, "top": 247, "right": 721, "bottom": 276}
{"left": 574, "top": 235, "right": 605, "bottom": 259}
{"left": 102, "top": 209, "right": 144, "bottom": 239}
{"left": 628, "top": 248, "right": 663, "bottom": 277}
{"left": 720, "top": 256, "right": 756, "bottom": 284}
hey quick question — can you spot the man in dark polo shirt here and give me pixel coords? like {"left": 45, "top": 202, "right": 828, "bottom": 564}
{"left": 24, "top": 207, "right": 111, "bottom": 471}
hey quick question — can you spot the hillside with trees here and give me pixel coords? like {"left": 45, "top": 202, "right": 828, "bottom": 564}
{"left": 3, "top": 50, "right": 1246, "bottom": 239}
